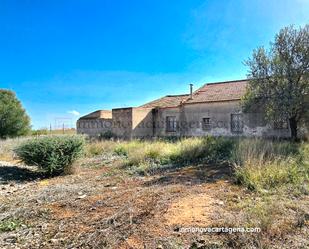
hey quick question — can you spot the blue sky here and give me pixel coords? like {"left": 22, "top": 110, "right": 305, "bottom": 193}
{"left": 0, "top": 0, "right": 308, "bottom": 129}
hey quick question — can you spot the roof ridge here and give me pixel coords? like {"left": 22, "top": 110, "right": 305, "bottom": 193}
{"left": 205, "top": 79, "right": 247, "bottom": 85}
{"left": 193, "top": 79, "right": 247, "bottom": 95}
{"left": 165, "top": 94, "right": 189, "bottom": 97}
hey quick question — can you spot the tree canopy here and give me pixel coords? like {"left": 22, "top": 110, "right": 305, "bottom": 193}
{"left": 0, "top": 89, "right": 31, "bottom": 138}
{"left": 243, "top": 25, "right": 309, "bottom": 140}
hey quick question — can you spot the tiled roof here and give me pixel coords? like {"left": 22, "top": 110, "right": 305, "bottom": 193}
{"left": 139, "top": 94, "right": 190, "bottom": 108}
{"left": 79, "top": 110, "right": 112, "bottom": 120}
{"left": 185, "top": 79, "right": 248, "bottom": 104}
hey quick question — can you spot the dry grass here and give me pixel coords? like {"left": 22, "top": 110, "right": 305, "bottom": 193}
{"left": 1, "top": 137, "right": 309, "bottom": 248}
{"left": 0, "top": 137, "right": 30, "bottom": 161}
{"left": 233, "top": 139, "right": 308, "bottom": 193}
{"left": 111, "top": 137, "right": 233, "bottom": 175}
{"left": 85, "top": 140, "right": 119, "bottom": 156}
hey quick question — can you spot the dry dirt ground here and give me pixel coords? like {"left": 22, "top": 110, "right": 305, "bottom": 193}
{"left": 0, "top": 158, "right": 308, "bottom": 249}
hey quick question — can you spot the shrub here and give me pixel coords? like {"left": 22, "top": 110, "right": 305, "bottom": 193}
{"left": 14, "top": 136, "right": 85, "bottom": 175}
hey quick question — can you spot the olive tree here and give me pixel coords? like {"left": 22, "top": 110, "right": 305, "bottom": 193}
{"left": 243, "top": 25, "right": 309, "bottom": 140}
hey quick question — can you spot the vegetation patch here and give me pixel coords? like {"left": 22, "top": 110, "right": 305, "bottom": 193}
{"left": 112, "top": 137, "right": 235, "bottom": 174}
{"left": 0, "top": 219, "right": 23, "bottom": 232}
{"left": 14, "top": 135, "right": 85, "bottom": 175}
{"left": 0, "top": 137, "right": 30, "bottom": 161}
{"left": 232, "top": 139, "right": 309, "bottom": 192}
{"left": 85, "top": 140, "right": 118, "bottom": 157}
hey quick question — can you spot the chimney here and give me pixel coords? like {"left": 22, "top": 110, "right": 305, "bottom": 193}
{"left": 189, "top": 83, "right": 193, "bottom": 99}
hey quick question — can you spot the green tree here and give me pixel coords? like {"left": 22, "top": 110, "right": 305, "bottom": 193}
{"left": 243, "top": 25, "right": 309, "bottom": 140}
{"left": 0, "top": 89, "right": 31, "bottom": 138}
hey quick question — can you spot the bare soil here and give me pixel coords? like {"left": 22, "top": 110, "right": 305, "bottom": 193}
{"left": 0, "top": 159, "right": 308, "bottom": 249}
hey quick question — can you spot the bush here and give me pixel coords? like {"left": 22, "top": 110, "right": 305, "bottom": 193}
{"left": 14, "top": 136, "right": 85, "bottom": 175}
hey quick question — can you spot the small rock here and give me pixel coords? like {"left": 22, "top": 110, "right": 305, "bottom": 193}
{"left": 50, "top": 238, "right": 59, "bottom": 244}
{"left": 217, "top": 201, "right": 224, "bottom": 206}
{"left": 77, "top": 194, "right": 87, "bottom": 199}
{"left": 4, "top": 234, "right": 17, "bottom": 243}
{"left": 35, "top": 199, "right": 42, "bottom": 204}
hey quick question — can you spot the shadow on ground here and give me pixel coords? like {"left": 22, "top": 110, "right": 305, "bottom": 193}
{"left": 0, "top": 165, "right": 47, "bottom": 183}
{"left": 143, "top": 163, "right": 232, "bottom": 187}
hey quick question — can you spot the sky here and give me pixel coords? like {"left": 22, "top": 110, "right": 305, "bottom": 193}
{"left": 0, "top": 0, "right": 308, "bottom": 129}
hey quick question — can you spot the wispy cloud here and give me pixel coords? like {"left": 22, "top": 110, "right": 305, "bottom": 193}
{"left": 67, "top": 110, "right": 80, "bottom": 116}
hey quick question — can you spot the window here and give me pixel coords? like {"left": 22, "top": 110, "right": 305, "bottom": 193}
{"left": 231, "top": 114, "right": 243, "bottom": 133}
{"left": 166, "top": 116, "right": 177, "bottom": 132}
{"left": 202, "top": 118, "right": 211, "bottom": 131}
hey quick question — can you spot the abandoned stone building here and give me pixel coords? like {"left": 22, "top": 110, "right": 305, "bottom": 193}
{"left": 77, "top": 79, "right": 302, "bottom": 139}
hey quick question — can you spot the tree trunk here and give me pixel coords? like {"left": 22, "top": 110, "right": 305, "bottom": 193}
{"left": 289, "top": 116, "right": 298, "bottom": 141}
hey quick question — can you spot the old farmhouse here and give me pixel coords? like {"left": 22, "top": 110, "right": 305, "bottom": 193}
{"left": 77, "top": 79, "right": 299, "bottom": 139}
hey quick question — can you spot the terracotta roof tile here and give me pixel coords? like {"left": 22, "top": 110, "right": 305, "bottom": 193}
{"left": 140, "top": 94, "right": 190, "bottom": 108}
{"left": 185, "top": 80, "right": 248, "bottom": 104}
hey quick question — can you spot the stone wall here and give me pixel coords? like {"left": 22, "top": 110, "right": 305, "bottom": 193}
{"left": 156, "top": 100, "right": 291, "bottom": 138}
{"left": 77, "top": 99, "right": 308, "bottom": 139}
{"left": 76, "top": 118, "right": 113, "bottom": 137}
{"left": 112, "top": 108, "right": 133, "bottom": 139}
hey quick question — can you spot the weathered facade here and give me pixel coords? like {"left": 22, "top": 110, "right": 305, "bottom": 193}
{"left": 77, "top": 79, "right": 305, "bottom": 139}
{"left": 76, "top": 110, "right": 112, "bottom": 137}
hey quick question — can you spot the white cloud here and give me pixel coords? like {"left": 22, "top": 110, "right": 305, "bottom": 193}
{"left": 67, "top": 110, "right": 80, "bottom": 116}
